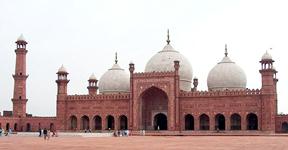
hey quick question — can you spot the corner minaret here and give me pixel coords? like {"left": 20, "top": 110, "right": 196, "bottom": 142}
{"left": 12, "top": 34, "right": 29, "bottom": 117}
{"left": 259, "top": 49, "right": 277, "bottom": 132}
{"left": 56, "top": 65, "right": 69, "bottom": 130}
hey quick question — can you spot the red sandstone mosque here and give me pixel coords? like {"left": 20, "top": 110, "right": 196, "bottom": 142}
{"left": 1, "top": 32, "right": 288, "bottom": 134}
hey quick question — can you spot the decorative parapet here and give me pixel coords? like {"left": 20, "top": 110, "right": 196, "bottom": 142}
{"left": 133, "top": 71, "right": 175, "bottom": 78}
{"left": 180, "top": 89, "right": 262, "bottom": 97}
{"left": 277, "top": 114, "right": 288, "bottom": 116}
{"left": 67, "top": 93, "right": 130, "bottom": 100}
{"left": 25, "top": 116, "right": 57, "bottom": 119}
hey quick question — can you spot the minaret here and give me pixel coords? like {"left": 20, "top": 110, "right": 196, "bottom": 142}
{"left": 259, "top": 50, "right": 276, "bottom": 94}
{"left": 12, "top": 34, "right": 28, "bottom": 117}
{"left": 56, "top": 65, "right": 69, "bottom": 130}
{"left": 259, "top": 49, "right": 277, "bottom": 132}
{"left": 87, "top": 73, "right": 98, "bottom": 95}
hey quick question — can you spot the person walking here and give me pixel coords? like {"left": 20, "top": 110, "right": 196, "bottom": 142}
{"left": 43, "top": 128, "right": 48, "bottom": 140}
{"left": 0, "top": 127, "right": 2, "bottom": 136}
{"left": 47, "top": 130, "right": 51, "bottom": 140}
{"left": 38, "top": 128, "right": 42, "bottom": 137}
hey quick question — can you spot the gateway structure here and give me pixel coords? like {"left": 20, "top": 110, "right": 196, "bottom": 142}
{"left": 1, "top": 33, "right": 288, "bottom": 134}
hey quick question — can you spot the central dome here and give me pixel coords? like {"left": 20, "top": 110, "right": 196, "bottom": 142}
{"left": 145, "top": 33, "right": 193, "bottom": 91}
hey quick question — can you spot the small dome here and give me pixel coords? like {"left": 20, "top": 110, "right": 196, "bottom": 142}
{"left": 58, "top": 65, "right": 67, "bottom": 73}
{"left": 145, "top": 32, "right": 193, "bottom": 91}
{"left": 17, "top": 34, "right": 26, "bottom": 41}
{"left": 98, "top": 62, "right": 130, "bottom": 94}
{"left": 207, "top": 48, "right": 246, "bottom": 91}
{"left": 261, "top": 51, "right": 272, "bottom": 60}
{"left": 89, "top": 73, "right": 97, "bottom": 80}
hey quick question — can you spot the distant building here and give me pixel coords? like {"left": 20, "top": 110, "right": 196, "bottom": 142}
{"left": 0, "top": 32, "right": 288, "bottom": 134}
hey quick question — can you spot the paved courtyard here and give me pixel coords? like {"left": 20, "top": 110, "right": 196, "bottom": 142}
{"left": 1, "top": 135, "right": 288, "bottom": 150}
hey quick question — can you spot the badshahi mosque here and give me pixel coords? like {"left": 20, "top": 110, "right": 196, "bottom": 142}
{"left": 0, "top": 32, "right": 288, "bottom": 135}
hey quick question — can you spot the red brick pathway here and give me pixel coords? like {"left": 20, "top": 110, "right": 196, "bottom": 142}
{"left": 0, "top": 136, "right": 288, "bottom": 150}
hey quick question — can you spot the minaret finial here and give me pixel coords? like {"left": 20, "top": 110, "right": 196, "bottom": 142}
{"left": 225, "top": 44, "right": 228, "bottom": 57}
{"left": 166, "top": 29, "right": 170, "bottom": 45}
{"left": 115, "top": 52, "right": 118, "bottom": 64}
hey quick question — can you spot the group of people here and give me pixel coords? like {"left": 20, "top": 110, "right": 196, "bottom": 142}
{"left": 114, "top": 130, "right": 130, "bottom": 137}
{"left": 38, "top": 128, "right": 57, "bottom": 140}
{"left": 0, "top": 127, "right": 12, "bottom": 136}
{"left": 84, "top": 128, "right": 92, "bottom": 133}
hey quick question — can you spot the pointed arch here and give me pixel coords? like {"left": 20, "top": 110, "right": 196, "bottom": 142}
{"left": 282, "top": 122, "right": 288, "bottom": 133}
{"left": 184, "top": 114, "right": 194, "bottom": 130}
{"left": 215, "top": 114, "right": 225, "bottom": 130}
{"left": 230, "top": 113, "right": 241, "bottom": 130}
{"left": 119, "top": 115, "right": 128, "bottom": 130}
{"left": 199, "top": 114, "right": 209, "bottom": 130}
{"left": 69, "top": 115, "right": 77, "bottom": 130}
{"left": 106, "top": 115, "right": 115, "bottom": 130}
{"left": 26, "top": 123, "right": 31, "bottom": 132}
{"left": 14, "top": 123, "right": 18, "bottom": 131}
{"left": 93, "top": 115, "right": 102, "bottom": 130}
{"left": 140, "top": 86, "right": 168, "bottom": 130}
{"left": 246, "top": 113, "right": 258, "bottom": 130}
{"left": 6, "top": 123, "right": 10, "bottom": 131}
{"left": 81, "top": 115, "right": 90, "bottom": 130}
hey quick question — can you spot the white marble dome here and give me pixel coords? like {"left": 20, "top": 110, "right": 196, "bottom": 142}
{"left": 145, "top": 43, "right": 193, "bottom": 91}
{"left": 207, "top": 53, "right": 247, "bottom": 91}
{"left": 98, "top": 63, "right": 130, "bottom": 94}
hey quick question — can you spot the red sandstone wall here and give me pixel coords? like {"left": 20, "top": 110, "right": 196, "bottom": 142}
{"left": 63, "top": 94, "right": 130, "bottom": 131}
{"left": 179, "top": 91, "right": 263, "bottom": 131}
{"left": 275, "top": 115, "right": 288, "bottom": 133}
{"left": 0, "top": 116, "right": 56, "bottom": 132}
{"left": 21, "top": 117, "right": 57, "bottom": 132}
{"left": 0, "top": 116, "right": 20, "bottom": 131}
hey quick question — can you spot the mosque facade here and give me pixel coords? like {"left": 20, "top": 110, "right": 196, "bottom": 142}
{"left": 0, "top": 33, "right": 288, "bottom": 134}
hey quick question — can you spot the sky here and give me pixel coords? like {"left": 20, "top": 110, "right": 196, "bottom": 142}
{"left": 0, "top": 0, "right": 288, "bottom": 116}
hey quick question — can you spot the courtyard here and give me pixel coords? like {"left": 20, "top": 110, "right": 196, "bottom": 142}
{"left": 0, "top": 135, "right": 288, "bottom": 150}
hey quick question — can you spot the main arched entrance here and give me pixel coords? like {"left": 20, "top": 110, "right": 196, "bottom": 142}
{"left": 140, "top": 87, "right": 168, "bottom": 130}
{"left": 154, "top": 113, "right": 167, "bottom": 130}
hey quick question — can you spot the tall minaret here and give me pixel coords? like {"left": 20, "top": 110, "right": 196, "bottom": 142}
{"left": 12, "top": 34, "right": 28, "bottom": 117}
{"left": 259, "top": 50, "right": 277, "bottom": 132}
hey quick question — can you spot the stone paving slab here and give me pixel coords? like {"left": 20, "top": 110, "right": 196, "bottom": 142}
{"left": 0, "top": 136, "right": 288, "bottom": 150}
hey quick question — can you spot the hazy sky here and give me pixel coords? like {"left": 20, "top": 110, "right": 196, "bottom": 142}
{"left": 0, "top": 0, "right": 288, "bottom": 116}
